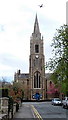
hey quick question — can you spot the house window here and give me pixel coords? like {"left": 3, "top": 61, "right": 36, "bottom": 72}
{"left": 27, "top": 79, "right": 29, "bottom": 85}
{"left": 35, "top": 44, "right": 39, "bottom": 53}
{"left": 34, "top": 71, "right": 40, "bottom": 88}
{"left": 50, "top": 81, "right": 52, "bottom": 86}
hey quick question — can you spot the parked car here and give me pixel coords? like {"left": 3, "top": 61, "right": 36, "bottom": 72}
{"left": 51, "top": 98, "right": 62, "bottom": 105}
{"left": 62, "top": 97, "right": 68, "bottom": 109}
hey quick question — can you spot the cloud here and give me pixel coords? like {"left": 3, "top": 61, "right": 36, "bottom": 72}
{"left": 0, "top": 24, "right": 5, "bottom": 32}
{"left": 0, "top": 0, "right": 67, "bottom": 81}
{"left": 0, "top": 53, "right": 21, "bottom": 67}
{"left": 0, "top": 53, "right": 29, "bottom": 76}
{"left": 0, "top": 53, "right": 29, "bottom": 69}
{"left": 0, "top": 0, "right": 67, "bottom": 24}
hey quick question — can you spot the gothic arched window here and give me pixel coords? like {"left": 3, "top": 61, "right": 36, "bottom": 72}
{"left": 34, "top": 71, "right": 40, "bottom": 88}
{"left": 35, "top": 44, "right": 39, "bottom": 53}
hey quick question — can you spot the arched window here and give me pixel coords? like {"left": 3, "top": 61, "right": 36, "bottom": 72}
{"left": 50, "top": 81, "right": 52, "bottom": 86}
{"left": 34, "top": 71, "right": 40, "bottom": 88}
{"left": 35, "top": 44, "right": 39, "bottom": 53}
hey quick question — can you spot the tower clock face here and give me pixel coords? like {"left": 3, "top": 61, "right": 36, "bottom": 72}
{"left": 35, "top": 55, "right": 39, "bottom": 58}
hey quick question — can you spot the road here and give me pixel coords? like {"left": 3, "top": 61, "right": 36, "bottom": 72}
{"left": 23, "top": 102, "right": 68, "bottom": 120}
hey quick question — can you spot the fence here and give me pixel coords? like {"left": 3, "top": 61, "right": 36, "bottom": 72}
{"left": 0, "top": 97, "right": 18, "bottom": 119}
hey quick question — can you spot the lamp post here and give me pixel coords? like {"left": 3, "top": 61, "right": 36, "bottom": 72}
{"left": 46, "top": 78, "right": 48, "bottom": 99}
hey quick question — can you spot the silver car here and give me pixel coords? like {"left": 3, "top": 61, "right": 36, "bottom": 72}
{"left": 62, "top": 97, "right": 68, "bottom": 108}
{"left": 52, "top": 98, "right": 62, "bottom": 105}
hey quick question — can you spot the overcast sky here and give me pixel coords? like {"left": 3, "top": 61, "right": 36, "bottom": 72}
{"left": 0, "top": 0, "right": 67, "bottom": 82}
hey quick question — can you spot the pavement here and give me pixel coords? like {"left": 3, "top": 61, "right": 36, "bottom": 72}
{"left": 13, "top": 103, "right": 35, "bottom": 119}
{"left": 0, "top": 114, "right": 7, "bottom": 120}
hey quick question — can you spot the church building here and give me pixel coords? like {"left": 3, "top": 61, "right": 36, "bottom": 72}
{"left": 14, "top": 14, "right": 54, "bottom": 100}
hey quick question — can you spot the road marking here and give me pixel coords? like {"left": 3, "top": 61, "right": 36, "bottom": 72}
{"left": 31, "top": 105, "right": 43, "bottom": 120}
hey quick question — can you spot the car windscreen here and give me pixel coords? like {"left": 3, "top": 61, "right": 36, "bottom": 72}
{"left": 54, "top": 99, "right": 60, "bottom": 101}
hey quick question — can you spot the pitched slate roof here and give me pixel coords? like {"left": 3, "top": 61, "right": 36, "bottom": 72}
{"left": 19, "top": 73, "right": 29, "bottom": 79}
{"left": 18, "top": 73, "right": 52, "bottom": 80}
{"left": 45, "top": 73, "right": 52, "bottom": 80}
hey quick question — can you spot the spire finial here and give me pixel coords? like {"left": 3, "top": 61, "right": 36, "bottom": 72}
{"left": 33, "top": 14, "right": 40, "bottom": 34}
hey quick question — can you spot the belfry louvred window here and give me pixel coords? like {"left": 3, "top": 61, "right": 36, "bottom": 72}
{"left": 35, "top": 44, "right": 39, "bottom": 53}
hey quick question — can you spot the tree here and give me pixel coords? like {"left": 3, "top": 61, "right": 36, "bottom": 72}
{"left": 47, "top": 81, "right": 60, "bottom": 98}
{"left": 46, "top": 24, "right": 68, "bottom": 96}
{"left": 9, "top": 82, "right": 24, "bottom": 101}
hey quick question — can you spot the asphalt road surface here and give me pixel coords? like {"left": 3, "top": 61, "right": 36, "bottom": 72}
{"left": 23, "top": 102, "right": 68, "bottom": 120}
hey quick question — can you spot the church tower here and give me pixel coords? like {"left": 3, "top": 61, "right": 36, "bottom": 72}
{"left": 29, "top": 14, "right": 46, "bottom": 100}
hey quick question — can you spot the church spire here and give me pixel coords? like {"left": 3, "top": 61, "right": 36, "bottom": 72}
{"left": 33, "top": 14, "right": 40, "bottom": 34}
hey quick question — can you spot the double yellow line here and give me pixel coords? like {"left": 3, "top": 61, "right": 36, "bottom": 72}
{"left": 31, "top": 105, "right": 43, "bottom": 120}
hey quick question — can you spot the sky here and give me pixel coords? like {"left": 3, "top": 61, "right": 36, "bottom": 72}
{"left": 0, "top": 0, "right": 67, "bottom": 82}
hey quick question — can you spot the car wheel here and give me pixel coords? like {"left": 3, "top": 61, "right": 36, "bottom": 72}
{"left": 53, "top": 103, "right": 55, "bottom": 106}
{"left": 62, "top": 104, "right": 65, "bottom": 108}
{"left": 66, "top": 104, "right": 68, "bottom": 109}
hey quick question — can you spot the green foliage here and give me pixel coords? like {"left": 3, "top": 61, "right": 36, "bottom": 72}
{"left": 8, "top": 96, "right": 14, "bottom": 117}
{"left": 22, "top": 90, "right": 24, "bottom": 98}
{"left": 12, "top": 82, "right": 24, "bottom": 99}
{"left": 13, "top": 82, "right": 21, "bottom": 94}
{"left": 46, "top": 24, "right": 68, "bottom": 96}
